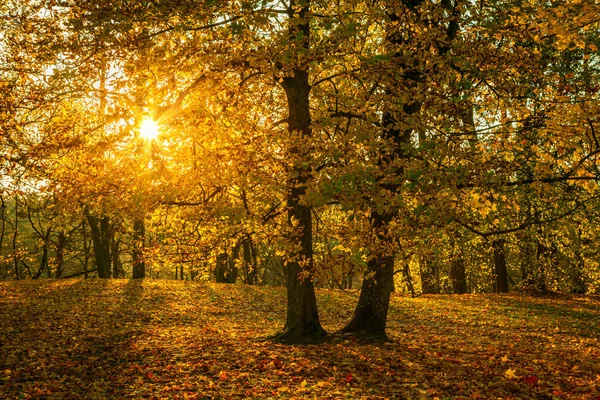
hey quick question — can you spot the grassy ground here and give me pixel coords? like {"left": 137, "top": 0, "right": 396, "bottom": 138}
{"left": 0, "top": 279, "right": 599, "bottom": 399}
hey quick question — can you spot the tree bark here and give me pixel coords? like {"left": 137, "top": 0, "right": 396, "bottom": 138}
{"left": 273, "top": 0, "right": 325, "bottom": 342}
{"left": 242, "top": 238, "right": 257, "bottom": 285}
{"left": 0, "top": 195, "right": 6, "bottom": 259}
{"left": 450, "top": 258, "right": 467, "bottom": 294}
{"left": 420, "top": 257, "right": 439, "bottom": 294}
{"left": 82, "top": 217, "right": 91, "bottom": 279}
{"left": 55, "top": 231, "right": 65, "bottom": 278}
{"left": 340, "top": 87, "right": 416, "bottom": 337}
{"left": 214, "top": 252, "right": 237, "bottom": 283}
{"left": 32, "top": 229, "right": 51, "bottom": 279}
{"left": 87, "top": 214, "right": 112, "bottom": 278}
{"left": 493, "top": 239, "right": 509, "bottom": 292}
{"left": 132, "top": 219, "right": 145, "bottom": 279}
{"left": 342, "top": 210, "right": 396, "bottom": 336}
{"left": 112, "top": 236, "right": 122, "bottom": 278}
{"left": 12, "top": 196, "right": 19, "bottom": 280}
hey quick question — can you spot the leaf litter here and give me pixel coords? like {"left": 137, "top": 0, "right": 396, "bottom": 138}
{"left": 0, "top": 280, "right": 599, "bottom": 399}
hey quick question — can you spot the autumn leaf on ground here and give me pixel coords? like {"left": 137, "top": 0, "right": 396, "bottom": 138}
{"left": 1, "top": 280, "right": 599, "bottom": 399}
{"left": 505, "top": 368, "right": 518, "bottom": 379}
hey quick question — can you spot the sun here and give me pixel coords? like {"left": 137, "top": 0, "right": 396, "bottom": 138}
{"left": 139, "top": 118, "right": 159, "bottom": 141}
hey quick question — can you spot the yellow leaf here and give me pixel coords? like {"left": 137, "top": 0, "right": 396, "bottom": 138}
{"left": 501, "top": 355, "right": 509, "bottom": 363}
{"left": 300, "top": 380, "right": 307, "bottom": 387}
{"left": 505, "top": 368, "right": 518, "bottom": 379}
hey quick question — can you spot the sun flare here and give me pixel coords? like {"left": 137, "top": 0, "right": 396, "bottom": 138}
{"left": 140, "top": 118, "right": 159, "bottom": 141}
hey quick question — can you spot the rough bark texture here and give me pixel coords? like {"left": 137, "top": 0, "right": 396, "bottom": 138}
{"left": 340, "top": 94, "right": 414, "bottom": 337}
{"left": 493, "top": 239, "right": 509, "bottom": 293}
{"left": 343, "top": 0, "right": 461, "bottom": 335}
{"left": 274, "top": 0, "right": 325, "bottom": 342}
{"left": 342, "top": 253, "right": 394, "bottom": 336}
{"left": 132, "top": 219, "right": 145, "bottom": 279}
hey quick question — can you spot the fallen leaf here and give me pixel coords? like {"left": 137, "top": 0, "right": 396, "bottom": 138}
{"left": 219, "top": 370, "right": 228, "bottom": 381}
{"left": 505, "top": 368, "right": 518, "bottom": 379}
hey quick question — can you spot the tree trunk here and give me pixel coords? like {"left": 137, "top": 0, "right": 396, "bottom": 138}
{"left": 403, "top": 262, "right": 416, "bottom": 297}
{"left": 340, "top": 88, "right": 415, "bottom": 337}
{"left": 493, "top": 239, "right": 509, "bottom": 293}
{"left": 450, "top": 258, "right": 467, "bottom": 294}
{"left": 112, "top": 237, "right": 122, "bottom": 278}
{"left": 12, "top": 196, "right": 19, "bottom": 280}
{"left": 342, "top": 212, "right": 395, "bottom": 337}
{"left": 87, "top": 214, "right": 112, "bottom": 278}
{"left": 534, "top": 239, "right": 549, "bottom": 293}
{"left": 0, "top": 195, "right": 6, "bottom": 259}
{"left": 55, "top": 231, "right": 65, "bottom": 278}
{"left": 242, "top": 238, "right": 257, "bottom": 285}
{"left": 33, "top": 229, "right": 51, "bottom": 279}
{"left": 420, "top": 257, "right": 439, "bottom": 294}
{"left": 82, "top": 217, "right": 91, "bottom": 279}
{"left": 132, "top": 219, "right": 145, "bottom": 279}
{"left": 273, "top": 0, "right": 325, "bottom": 342}
{"left": 572, "top": 229, "right": 587, "bottom": 294}
{"left": 214, "top": 252, "right": 237, "bottom": 283}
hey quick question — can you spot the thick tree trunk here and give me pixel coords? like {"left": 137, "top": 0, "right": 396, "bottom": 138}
{"left": 273, "top": 0, "right": 325, "bottom": 343}
{"left": 341, "top": 97, "right": 415, "bottom": 336}
{"left": 277, "top": 193, "right": 325, "bottom": 341}
{"left": 87, "top": 214, "right": 112, "bottom": 278}
{"left": 493, "top": 239, "right": 509, "bottom": 293}
{"left": 343, "top": 256, "right": 394, "bottom": 336}
{"left": 132, "top": 219, "right": 145, "bottom": 279}
{"left": 342, "top": 211, "right": 395, "bottom": 336}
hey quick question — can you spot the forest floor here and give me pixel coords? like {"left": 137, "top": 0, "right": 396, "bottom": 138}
{"left": 0, "top": 280, "right": 599, "bottom": 399}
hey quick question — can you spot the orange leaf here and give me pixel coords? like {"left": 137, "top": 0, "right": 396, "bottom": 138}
{"left": 219, "top": 370, "right": 228, "bottom": 381}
